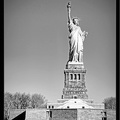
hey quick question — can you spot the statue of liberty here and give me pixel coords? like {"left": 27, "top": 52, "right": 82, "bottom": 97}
{"left": 67, "top": 2, "right": 88, "bottom": 63}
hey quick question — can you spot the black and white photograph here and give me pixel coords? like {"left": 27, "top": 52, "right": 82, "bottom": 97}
{"left": 4, "top": 0, "right": 116, "bottom": 120}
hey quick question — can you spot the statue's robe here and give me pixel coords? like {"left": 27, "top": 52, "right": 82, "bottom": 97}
{"left": 68, "top": 21, "right": 84, "bottom": 62}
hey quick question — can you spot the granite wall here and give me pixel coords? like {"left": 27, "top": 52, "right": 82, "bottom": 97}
{"left": 77, "top": 109, "right": 103, "bottom": 120}
{"left": 106, "top": 109, "right": 116, "bottom": 120}
{"left": 49, "top": 109, "right": 77, "bottom": 120}
{"left": 9, "top": 108, "right": 116, "bottom": 120}
{"left": 25, "top": 109, "right": 47, "bottom": 120}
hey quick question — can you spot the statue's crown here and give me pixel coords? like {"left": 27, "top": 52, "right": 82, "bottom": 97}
{"left": 72, "top": 17, "right": 80, "bottom": 21}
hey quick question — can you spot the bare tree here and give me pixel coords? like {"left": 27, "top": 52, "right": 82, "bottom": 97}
{"left": 4, "top": 92, "right": 13, "bottom": 120}
{"left": 104, "top": 97, "right": 116, "bottom": 109}
{"left": 31, "top": 93, "right": 47, "bottom": 108}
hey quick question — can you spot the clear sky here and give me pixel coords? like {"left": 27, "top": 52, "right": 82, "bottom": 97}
{"left": 4, "top": 0, "right": 116, "bottom": 103}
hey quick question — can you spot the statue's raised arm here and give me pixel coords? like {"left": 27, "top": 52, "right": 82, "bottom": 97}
{"left": 67, "top": 2, "right": 72, "bottom": 24}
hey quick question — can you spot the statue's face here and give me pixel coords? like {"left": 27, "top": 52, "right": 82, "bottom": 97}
{"left": 73, "top": 18, "right": 79, "bottom": 26}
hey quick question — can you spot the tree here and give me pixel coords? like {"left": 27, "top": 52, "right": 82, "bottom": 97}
{"left": 12, "top": 93, "right": 32, "bottom": 109}
{"left": 20, "top": 93, "right": 31, "bottom": 109}
{"left": 4, "top": 92, "right": 13, "bottom": 120}
{"left": 12, "top": 92, "right": 22, "bottom": 109}
{"left": 31, "top": 93, "right": 47, "bottom": 108}
{"left": 104, "top": 97, "right": 116, "bottom": 109}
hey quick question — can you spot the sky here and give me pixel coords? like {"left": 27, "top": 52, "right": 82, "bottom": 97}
{"left": 4, "top": 0, "right": 116, "bottom": 103}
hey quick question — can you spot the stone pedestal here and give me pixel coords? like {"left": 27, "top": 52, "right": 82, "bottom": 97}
{"left": 66, "top": 61, "right": 84, "bottom": 69}
{"left": 62, "top": 61, "right": 88, "bottom": 99}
